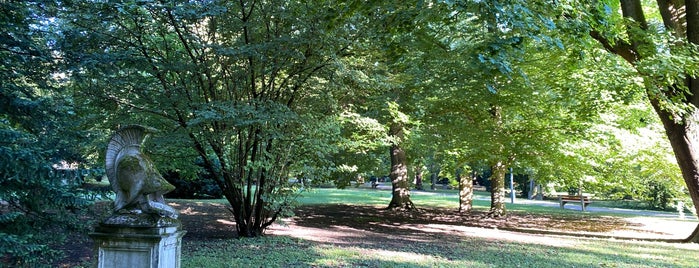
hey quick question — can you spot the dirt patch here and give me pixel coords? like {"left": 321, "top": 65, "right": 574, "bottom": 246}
{"left": 54, "top": 201, "right": 694, "bottom": 267}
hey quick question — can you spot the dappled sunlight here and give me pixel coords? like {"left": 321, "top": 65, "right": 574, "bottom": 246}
{"left": 178, "top": 206, "right": 208, "bottom": 216}
{"left": 174, "top": 201, "right": 237, "bottom": 239}
{"left": 163, "top": 199, "right": 699, "bottom": 267}
{"left": 290, "top": 203, "right": 692, "bottom": 241}
{"left": 216, "top": 219, "right": 235, "bottom": 225}
{"left": 670, "top": 241, "right": 699, "bottom": 250}
{"left": 269, "top": 224, "right": 376, "bottom": 245}
{"left": 170, "top": 202, "right": 229, "bottom": 216}
{"left": 411, "top": 223, "right": 577, "bottom": 247}
{"left": 370, "top": 248, "right": 433, "bottom": 262}
{"left": 566, "top": 237, "right": 699, "bottom": 267}
{"left": 170, "top": 197, "right": 699, "bottom": 268}
{"left": 316, "top": 246, "right": 433, "bottom": 263}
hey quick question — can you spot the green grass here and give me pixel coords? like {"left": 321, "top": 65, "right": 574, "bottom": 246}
{"left": 181, "top": 188, "right": 699, "bottom": 268}
{"left": 183, "top": 231, "right": 699, "bottom": 268}
{"left": 299, "top": 187, "right": 493, "bottom": 206}
{"left": 298, "top": 188, "right": 596, "bottom": 217}
{"left": 296, "top": 188, "right": 694, "bottom": 219}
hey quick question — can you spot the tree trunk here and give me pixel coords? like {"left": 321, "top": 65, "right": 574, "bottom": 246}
{"left": 609, "top": 0, "right": 699, "bottom": 242}
{"left": 489, "top": 162, "right": 507, "bottom": 216}
{"left": 387, "top": 123, "right": 415, "bottom": 210}
{"left": 675, "top": 0, "right": 699, "bottom": 243}
{"left": 487, "top": 103, "right": 507, "bottom": 216}
{"left": 650, "top": 99, "right": 699, "bottom": 242}
{"left": 429, "top": 163, "right": 440, "bottom": 190}
{"left": 459, "top": 170, "right": 474, "bottom": 213}
{"left": 415, "top": 165, "right": 424, "bottom": 190}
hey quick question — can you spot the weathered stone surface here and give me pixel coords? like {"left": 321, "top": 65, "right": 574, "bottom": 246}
{"left": 99, "top": 213, "right": 180, "bottom": 229}
{"left": 90, "top": 219, "right": 185, "bottom": 268}
{"left": 92, "top": 125, "right": 185, "bottom": 268}
{"left": 105, "top": 125, "right": 178, "bottom": 218}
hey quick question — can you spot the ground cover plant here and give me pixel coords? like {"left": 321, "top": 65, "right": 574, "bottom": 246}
{"left": 55, "top": 188, "right": 699, "bottom": 267}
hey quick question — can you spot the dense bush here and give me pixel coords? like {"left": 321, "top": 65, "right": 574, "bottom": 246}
{"left": 644, "top": 178, "right": 683, "bottom": 210}
{"left": 163, "top": 171, "right": 223, "bottom": 199}
{"left": 0, "top": 135, "right": 93, "bottom": 266}
{"left": 0, "top": 2, "right": 95, "bottom": 264}
{"left": 475, "top": 169, "right": 492, "bottom": 191}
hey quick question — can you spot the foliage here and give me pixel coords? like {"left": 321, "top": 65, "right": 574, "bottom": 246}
{"left": 61, "top": 0, "right": 362, "bottom": 236}
{"left": 163, "top": 170, "right": 223, "bottom": 199}
{"left": 396, "top": 1, "right": 628, "bottom": 215}
{"left": 0, "top": 1, "right": 92, "bottom": 265}
{"left": 591, "top": 106, "right": 685, "bottom": 210}
{"left": 325, "top": 1, "right": 432, "bottom": 208}
{"left": 567, "top": 1, "right": 699, "bottom": 241}
{"left": 9, "top": 0, "right": 695, "bottom": 249}
{"left": 317, "top": 1, "right": 671, "bottom": 214}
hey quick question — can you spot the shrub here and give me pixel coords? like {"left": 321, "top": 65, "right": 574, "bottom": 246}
{"left": 644, "top": 178, "right": 682, "bottom": 210}
{"left": 0, "top": 163, "right": 92, "bottom": 266}
{"left": 163, "top": 170, "right": 223, "bottom": 199}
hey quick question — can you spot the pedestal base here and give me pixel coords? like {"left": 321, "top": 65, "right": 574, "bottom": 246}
{"left": 90, "top": 214, "right": 186, "bottom": 268}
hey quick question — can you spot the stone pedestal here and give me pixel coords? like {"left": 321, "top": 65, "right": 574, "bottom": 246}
{"left": 90, "top": 214, "right": 186, "bottom": 268}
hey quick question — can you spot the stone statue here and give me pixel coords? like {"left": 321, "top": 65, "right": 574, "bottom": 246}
{"left": 105, "top": 125, "right": 178, "bottom": 219}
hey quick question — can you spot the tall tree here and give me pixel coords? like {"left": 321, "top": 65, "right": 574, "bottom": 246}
{"left": 386, "top": 103, "right": 416, "bottom": 209}
{"left": 579, "top": 0, "right": 699, "bottom": 242}
{"left": 412, "top": 1, "right": 625, "bottom": 216}
{"left": 0, "top": 1, "right": 90, "bottom": 265}
{"left": 62, "top": 0, "right": 357, "bottom": 237}
{"left": 331, "top": 1, "right": 429, "bottom": 210}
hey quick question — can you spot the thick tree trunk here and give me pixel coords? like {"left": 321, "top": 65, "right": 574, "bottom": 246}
{"left": 489, "top": 162, "right": 507, "bottom": 216}
{"left": 387, "top": 124, "right": 415, "bottom": 210}
{"left": 680, "top": 0, "right": 699, "bottom": 243}
{"left": 643, "top": 0, "right": 699, "bottom": 242}
{"left": 459, "top": 170, "right": 474, "bottom": 213}
{"left": 487, "top": 103, "right": 507, "bottom": 216}
{"left": 650, "top": 100, "right": 699, "bottom": 242}
{"left": 589, "top": 0, "right": 699, "bottom": 242}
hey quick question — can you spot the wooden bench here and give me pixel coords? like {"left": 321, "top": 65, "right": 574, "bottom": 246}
{"left": 558, "top": 195, "right": 592, "bottom": 211}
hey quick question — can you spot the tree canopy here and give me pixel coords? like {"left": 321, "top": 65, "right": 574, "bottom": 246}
{"left": 3, "top": 1, "right": 699, "bottom": 263}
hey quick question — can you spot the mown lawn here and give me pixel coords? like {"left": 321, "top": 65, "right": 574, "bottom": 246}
{"left": 179, "top": 188, "right": 699, "bottom": 268}
{"left": 184, "top": 234, "right": 699, "bottom": 268}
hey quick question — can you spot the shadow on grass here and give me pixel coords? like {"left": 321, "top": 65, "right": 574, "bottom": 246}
{"left": 180, "top": 202, "right": 698, "bottom": 267}
{"left": 293, "top": 204, "right": 635, "bottom": 234}
{"left": 280, "top": 205, "right": 695, "bottom": 267}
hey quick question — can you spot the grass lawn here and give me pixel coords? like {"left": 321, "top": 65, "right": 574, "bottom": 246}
{"left": 184, "top": 234, "right": 699, "bottom": 268}
{"left": 179, "top": 188, "right": 699, "bottom": 268}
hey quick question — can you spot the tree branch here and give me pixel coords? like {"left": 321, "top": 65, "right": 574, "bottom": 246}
{"left": 589, "top": 30, "right": 638, "bottom": 64}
